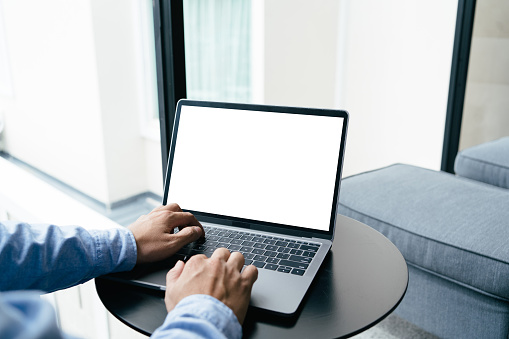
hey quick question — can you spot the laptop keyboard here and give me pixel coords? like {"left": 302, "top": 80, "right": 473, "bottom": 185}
{"left": 175, "top": 225, "right": 320, "bottom": 276}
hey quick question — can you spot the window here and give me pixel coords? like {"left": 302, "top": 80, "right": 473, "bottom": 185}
{"left": 162, "top": 1, "right": 459, "bottom": 177}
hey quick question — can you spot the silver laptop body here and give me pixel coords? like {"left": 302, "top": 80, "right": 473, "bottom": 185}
{"left": 109, "top": 100, "right": 348, "bottom": 316}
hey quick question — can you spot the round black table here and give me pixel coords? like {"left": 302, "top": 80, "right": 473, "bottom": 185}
{"left": 96, "top": 214, "right": 408, "bottom": 338}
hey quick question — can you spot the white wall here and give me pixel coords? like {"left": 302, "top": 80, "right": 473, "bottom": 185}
{"left": 0, "top": 0, "right": 163, "bottom": 205}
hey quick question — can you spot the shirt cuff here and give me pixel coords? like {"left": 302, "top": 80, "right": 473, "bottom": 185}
{"left": 89, "top": 227, "right": 138, "bottom": 276}
{"left": 153, "top": 295, "right": 242, "bottom": 339}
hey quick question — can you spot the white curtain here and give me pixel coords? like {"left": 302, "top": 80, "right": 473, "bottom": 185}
{"left": 183, "top": 0, "right": 251, "bottom": 103}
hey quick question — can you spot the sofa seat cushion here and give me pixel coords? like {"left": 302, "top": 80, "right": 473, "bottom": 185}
{"left": 455, "top": 137, "right": 509, "bottom": 189}
{"left": 338, "top": 164, "right": 509, "bottom": 301}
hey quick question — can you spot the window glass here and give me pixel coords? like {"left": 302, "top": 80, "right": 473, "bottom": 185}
{"left": 459, "top": 0, "right": 509, "bottom": 150}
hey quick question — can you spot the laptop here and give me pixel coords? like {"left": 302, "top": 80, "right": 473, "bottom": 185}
{"left": 105, "top": 100, "right": 348, "bottom": 316}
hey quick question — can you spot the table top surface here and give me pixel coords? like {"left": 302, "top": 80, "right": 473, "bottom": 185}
{"left": 96, "top": 214, "right": 408, "bottom": 338}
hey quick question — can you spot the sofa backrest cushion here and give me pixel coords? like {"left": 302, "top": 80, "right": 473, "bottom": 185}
{"left": 454, "top": 137, "right": 509, "bottom": 189}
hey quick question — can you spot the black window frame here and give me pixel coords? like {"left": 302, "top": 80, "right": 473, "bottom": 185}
{"left": 441, "top": 0, "right": 477, "bottom": 173}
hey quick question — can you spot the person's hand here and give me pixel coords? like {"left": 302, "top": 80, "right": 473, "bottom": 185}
{"left": 164, "top": 248, "right": 258, "bottom": 325}
{"left": 128, "top": 203, "right": 204, "bottom": 264}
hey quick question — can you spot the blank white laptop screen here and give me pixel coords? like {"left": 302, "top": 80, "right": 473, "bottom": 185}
{"left": 167, "top": 105, "right": 344, "bottom": 231}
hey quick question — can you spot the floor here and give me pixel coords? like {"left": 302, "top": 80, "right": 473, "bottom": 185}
{"left": 353, "top": 314, "right": 438, "bottom": 339}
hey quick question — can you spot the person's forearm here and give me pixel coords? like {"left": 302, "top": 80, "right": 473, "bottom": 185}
{"left": 151, "top": 295, "right": 242, "bottom": 339}
{"left": 0, "top": 221, "right": 137, "bottom": 292}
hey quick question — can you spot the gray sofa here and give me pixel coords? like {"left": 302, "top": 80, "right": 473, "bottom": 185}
{"left": 338, "top": 137, "right": 509, "bottom": 339}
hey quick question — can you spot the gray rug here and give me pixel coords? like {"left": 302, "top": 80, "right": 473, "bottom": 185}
{"left": 352, "top": 314, "right": 439, "bottom": 339}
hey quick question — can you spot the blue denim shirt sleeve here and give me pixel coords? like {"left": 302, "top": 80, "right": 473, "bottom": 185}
{"left": 0, "top": 221, "right": 242, "bottom": 339}
{"left": 151, "top": 294, "right": 242, "bottom": 339}
{"left": 0, "top": 221, "right": 137, "bottom": 292}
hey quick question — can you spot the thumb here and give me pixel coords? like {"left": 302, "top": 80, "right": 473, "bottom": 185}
{"left": 174, "top": 226, "right": 203, "bottom": 246}
{"left": 166, "top": 260, "right": 185, "bottom": 285}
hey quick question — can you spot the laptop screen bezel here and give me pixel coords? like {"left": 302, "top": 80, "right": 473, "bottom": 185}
{"left": 162, "top": 100, "right": 349, "bottom": 240}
